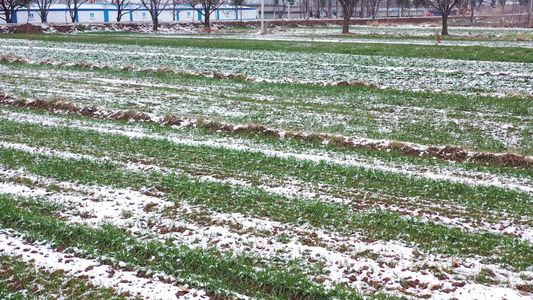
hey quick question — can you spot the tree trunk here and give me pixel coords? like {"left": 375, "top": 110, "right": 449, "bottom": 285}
{"left": 39, "top": 8, "right": 48, "bottom": 22}
{"left": 6, "top": 11, "right": 14, "bottom": 23}
{"left": 204, "top": 12, "right": 210, "bottom": 27}
{"left": 501, "top": 2, "right": 504, "bottom": 25}
{"left": 0, "top": 4, "right": 14, "bottom": 23}
{"left": 529, "top": 0, "right": 532, "bottom": 24}
{"left": 342, "top": 15, "right": 350, "bottom": 32}
{"left": 341, "top": 5, "right": 353, "bottom": 33}
{"left": 441, "top": 12, "right": 448, "bottom": 35}
{"left": 152, "top": 16, "right": 159, "bottom": 30}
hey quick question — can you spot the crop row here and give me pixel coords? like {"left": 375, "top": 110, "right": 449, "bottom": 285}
{"left": 1, "top": 61, "right": 532, "bottom": 155}
{"left": 1, "top": 107, "right": 533, "bottom": 298}
{"left": 1, "top": 30, "right": 532, "bottom": 299}
{"left": 1, "top": 37, "right": 532, "bottom": 95}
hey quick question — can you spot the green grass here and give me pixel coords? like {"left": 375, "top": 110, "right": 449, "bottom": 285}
{"left": 2, "top": 61, "right": 532, "bottom": 155}
{"left": 3, "top": 33, "right": 533, "bottom": 63}
{"left": 0, "top": 255, "right": 133, "bottom": 299}
{"left": 1, "top": 115, "right": 531, "bottom": 222}
{"left": 0, "top": 28, "right": 531, "bottom": 298}
{"left": 0, "top": 194, "right": 365, "bottom": 299}
{"left": 0, "top": 145, "right": 532, "bottom": 270}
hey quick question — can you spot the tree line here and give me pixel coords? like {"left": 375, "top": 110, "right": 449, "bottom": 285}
{"left": 1, "top": 0, "right": 531, "bottom": 34}
{"left": 0, "top": 0, "right": 240, "bottom": 30}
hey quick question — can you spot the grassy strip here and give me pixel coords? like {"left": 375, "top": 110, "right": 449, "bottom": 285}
{"left": 2, "top": 62, "right": 532, "bottom": 155}
{"left": 1, "top": 117, "right": 531, "bottom": 223}
{"left": 2, "top": 105, "right": 531, "bottom": 181}
{"left": 162, "top": 175, "right": 533, "bottom": 271}
{"left": 1, "top": 148, "right": 532, "bottom": 270}
{"left": 3, "top": 58, "right": 533, "bottom": 115}
{"left": 3, "top": 33, "right": 533, "bottom": 63}
{"left": 0, "top": 255, "right": 132, "bottom": 300}
{"left": 0, "top": 194, "right": 364, "bottom": 299}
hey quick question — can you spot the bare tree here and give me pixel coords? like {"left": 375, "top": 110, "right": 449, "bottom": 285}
{"left": 273, "top": 0, "right": 281, "bottom": 18}
{"left": 186, "top": 0, "right": 226, "bottom": 28}
{"left": 232, "top": 0, "right": 248, "bottom": 20}
{"left": 34, "top": 0, "right": 53, "bottom": 22}
{"left": 364, "top": 0, "right": 382, "bottom": 18}
{"left": 396, "top": 0, "right": 411, "bottom": 16}
{"left": 338, "top": 0, "right": 359, "bottom": 33}
{"left": 140, "top": 0, "right": 171, "bottom": 30}
{"left": 527, "top": 0, "right": 533, "bottom": 25}
{"left": 0, "top": 0, "right": 28, "bottom": 23}
{"left": 286, "top": 0, "right": 296, "bottom": 17}
{"left": 468, "top": 0, "right": 483, "bottom": 22}
{"left": 301, "top": 0, "right": 310, "bottom": 17}
{"left": 65, "top": 0, "right": 89, "bottom": 22}
{"left": 385, "top": 0, "right": 393, "bottom": 16}
{"left": 418, "top": 0, "right": 460, "bottom": 35}
{"left": 170, "top": 0, "right": 185, "bottom": 20}
{"left": 313, "top": 0, "right": 325, "bottom": 17}
{"left": 497, "top": 0, "right": 505, "bottom": 24}
{"left": 110, "top": 0, "right": 143, "bottom": 22}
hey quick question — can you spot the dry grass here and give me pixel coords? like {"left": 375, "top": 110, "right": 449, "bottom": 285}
{"left": 233, "top": 123, "right": 266, "bottom": 134}
{"left": 156, "top": 66, "right": 174, "bottom": 73}
{"left": 80, "top": 105, "right": 98, "bottom": 117}
{"left": 471, "top": 152, "right": 533, "bottom": 169}
{"left": 428, "top": 145, "right": 468, "bottom": 161}
{"left": 109, "top": 110, "right": 152, "bottom": 122}
{"left": 1, "top": 54, "right": 15, "bottom": 62}
{"left": 336, "top": 80, "right": 378, "bottom": 88}
{"left": 1, "top": 91, "right": 532, "bottom": 170}
{"left": 31, "top": 97, "right": 81, "bottom": 114}
{"left": 39, "top": 59, "right": 56, "bottom": 65}
{"left": 161, "top": 114, "right": 183, "bottom": 126}
{"left": 121, "top": 65, "right": 138, "bottom": 71}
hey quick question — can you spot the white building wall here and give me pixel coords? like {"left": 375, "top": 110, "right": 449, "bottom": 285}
{"left": 108, "top": 10, "right": 119, "bottom": 22}
{"left": 77, "top": 10, "right": 106, "bottom": 23}
{"left": 16, "top": 10, "right": 38, "bottom": 23}
{"left": 240, "top": 8, "right": 256, "bottom": 20}
{"left": 178, "top": 9, "right": 196, "bottom": 22}
{"left": 0, "top": 3, "right": 256, "bottom": 24}
{"left": 130, "top": 9, "right": 150, "bottom": 22}
{"left": 218, "top": 8, "right": 236, "bottom": 20}
{"left": 49, "top": 10, "right": 72, "bottom": 23}
{"left": 159, "top": 9, "right": 175, "bottom": 22}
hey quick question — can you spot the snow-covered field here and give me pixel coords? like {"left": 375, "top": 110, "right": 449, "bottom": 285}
{"left": 1, "top": 38, "right": 532, "bottom": 96}
{"left": 0, "top": 25, "right": 532, "bottom": 299}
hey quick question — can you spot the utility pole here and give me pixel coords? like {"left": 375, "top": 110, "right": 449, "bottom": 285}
{"left": 261, "top": 0, "right": 265, "bottom": 33}
{"left": 527, "top": 0, "right": 533, "bottom": 25}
